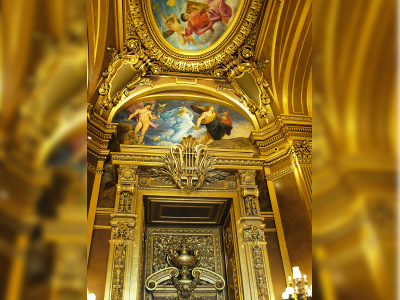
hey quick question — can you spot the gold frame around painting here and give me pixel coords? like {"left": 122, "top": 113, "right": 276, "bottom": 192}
{"left": 128, "top": 0, "right": 264, "bottom": 72}
{"left": 143, "top": 0, "right": 247, "bottom": 57}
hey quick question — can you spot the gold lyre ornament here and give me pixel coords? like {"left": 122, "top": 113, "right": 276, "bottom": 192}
{"left": 151, "top": 135, "right": 228, "bottom": 192}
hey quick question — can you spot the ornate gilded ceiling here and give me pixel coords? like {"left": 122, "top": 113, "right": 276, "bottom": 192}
{"left": 87, "top": 0, "right": 312, "bottom": 158}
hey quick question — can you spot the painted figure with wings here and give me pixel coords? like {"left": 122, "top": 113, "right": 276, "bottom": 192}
{"left": 191, "top": 103, "right": 232, "bottom": 144}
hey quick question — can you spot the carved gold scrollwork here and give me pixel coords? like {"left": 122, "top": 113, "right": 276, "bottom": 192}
{"left": 118, "top": 192, "right": 133, "bottom": 213}
{"left": 252, "top": 245, "right": 270, "bottom": 300}
{"left": 129, "top": 0, "right": 264, "bottom": 74}
{"left": 151, "top": 136, "right": 229, "bottom": 192}
{"left": 244, "top": 195, "right": 258, "bottom": 216}
{"left": 145, "top": 236, "right": 225, "bottom": 300}
{"left": 213, "top": 33, "right": 274, "bottom": 123}
{"left": 243, "top": 225, "right": 265, "bottom": 243}
{"left": 238, "top": 170, "right": 260, "bottom": 216}
{"left": 111, "top": 222, "right": 134, "bottom": 241}
{"left": 98, "top": 31, "right": 161, "bottom": 115}
{"left": 118, "top": 165, "right": 137, "bottom": 184}
{"left": 111, "top": 243, "right": 127, "bottom": 300}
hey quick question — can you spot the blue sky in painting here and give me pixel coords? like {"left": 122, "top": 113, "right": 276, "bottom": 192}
{"left": 113, "top": 100, "right": 253, "bottom": 146}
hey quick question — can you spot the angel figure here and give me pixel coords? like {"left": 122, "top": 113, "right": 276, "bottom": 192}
{"left": 191, "top": 103, "right": 232, "bottom": 144}
{"left": 154, "top": 5, "right": 203, "bottom": 49}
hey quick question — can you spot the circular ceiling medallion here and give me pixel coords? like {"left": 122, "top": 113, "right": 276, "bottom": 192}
{"left": 128, "top": 0, "right": 264, "bottom": 73}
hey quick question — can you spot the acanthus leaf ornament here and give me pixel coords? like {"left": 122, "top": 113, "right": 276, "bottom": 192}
{"left": 150, "top": 136, "right": 229, "bottom": 192}
{"left": 292, "top": 139, "right": 312, "bottom": 164}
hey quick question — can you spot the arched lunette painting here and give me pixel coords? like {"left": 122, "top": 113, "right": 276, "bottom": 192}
{"left": 150, "top": 0, "right": 241, "bottom": 51}
{"left": 113, "top": 100, "right": 254, "bottom": 146}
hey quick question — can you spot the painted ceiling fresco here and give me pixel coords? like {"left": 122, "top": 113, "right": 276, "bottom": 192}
{"left": 151, "top": 0, "right": 240, "bottom": 51}
{"left": 113, "top": 100, "right": 254, "bottom": 146}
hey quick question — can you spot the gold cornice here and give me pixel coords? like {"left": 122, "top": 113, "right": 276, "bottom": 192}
{"left": 87, "top": 123, "right": 113, "bottom": 141}
{"left": 87, "top": 145, "right": 109, "bottom": 161}
{"left": 251, "top": 115, "right": 312, "bottom": 141}
{"left": 87, "top": 162, "right": 104, "bottom": 175}
{"left": 250, "top": 115, "right": 312, "bottom": 158}
{"left": 87, "top": 105, "right": 118, "bottom": 132}
{"left": 110, "top": 152, "right": 264, "bottom": 169}
{"left": 264, "top": 164, "right": 296, "bottom": 181}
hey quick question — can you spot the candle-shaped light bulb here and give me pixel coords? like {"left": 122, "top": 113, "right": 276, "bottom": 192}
{"left": 292, "top": 266, "right": 302, "bottom": 279}
{"left": 282, "top": 292, "right": 289, "bottom": 299}
{"left": 295, "top": 286, "right": 298, "bottom": 292}
{"left": 288, "top": 276, "right": 292, "bottom": 283}
{"left": 304, "top": 274, "right": 307, "bottom": 280}
{"left": 88, "top": 293, "right": 96, "bottom": 300}
{"left": 286, "top": 286, "right": 294, "bottom": 295}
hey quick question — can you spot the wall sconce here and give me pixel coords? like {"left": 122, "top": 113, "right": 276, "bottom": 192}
{"left": 282, "top": 267, "right": 312, "bottom": 299}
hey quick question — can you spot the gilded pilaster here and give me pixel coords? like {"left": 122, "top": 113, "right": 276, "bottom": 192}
{"left": 238, "top": 170, "right": 274, "bottom": 300}
{"left": 115, "top": 166, "right": 138, "bottom": 214}
{"left": 104, "top": 165, "right": 141, "bottom": 300}
{"left": 291, "top": 139, "right": 312, "bottom": 223}
{"left": 104, "top": 215, "right": 136, "bottom": 300}
{"left": 87, "top": 108, "right": 116, "bottom": 261}
{"left": 263, "top": 167, "right": 292, "bottom": 283}
{"left": 87, "top": 157, "right": 106, "bottom": 261}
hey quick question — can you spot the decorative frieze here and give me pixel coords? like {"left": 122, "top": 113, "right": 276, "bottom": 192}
{"left": 87, "top": 163, "right": 104, "bottom": 175}
{"left": 264, "top": 164, "right": 296, "bottom": 181}
{"left": 252, "top": 245, "right": 269, "bottom": 300}
{"left": 111, "top": 243, "right": 127, "bottom": 300}
{"left": 111, "top": 153, "right": 264, "bottom": 168}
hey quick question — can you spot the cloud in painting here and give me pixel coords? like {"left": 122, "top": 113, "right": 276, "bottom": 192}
{"left": 198, "top": 22, "right": 227, "bottom": 47}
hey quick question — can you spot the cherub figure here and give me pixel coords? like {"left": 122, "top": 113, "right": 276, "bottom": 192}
{"left": 174, "top": 106, "right": 190, "bottom": 118}
{"left": 125, "top": 102, "right": 160, "bottom": 144}
{"left": 154, "top": 5, "right": 203, "bottom": 49}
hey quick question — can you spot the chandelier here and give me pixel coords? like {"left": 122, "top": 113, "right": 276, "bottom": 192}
{"left": 282, "top": 267, "right": 312, "bottom": 299}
